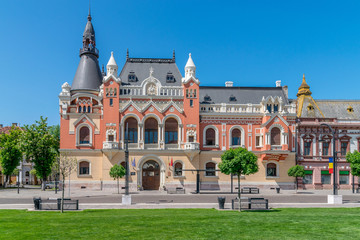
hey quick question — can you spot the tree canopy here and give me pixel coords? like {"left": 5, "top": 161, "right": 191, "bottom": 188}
{"left": 0, "top": 126, "right": 23, "bottom": 187}
{"left": 21, "top": 117, "right": 58, "bottom": 190}
{"left": 109, "top": 164, "right": 126, "bottom": 194}
{"left": 288, "top": 165, "right": 305, "bottom": 178}
{"left": 346, "top": 150, "right": 360, "bottom": 177}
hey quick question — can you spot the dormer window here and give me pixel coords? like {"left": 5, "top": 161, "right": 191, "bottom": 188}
{"left": 307, "top": 104, "right": 314, "bottom": 111}
{"left": 229, "top": 95, "right": 237, "bottom": 102}
{"left": 128, "top": 72, "right": 137, "bottom": 82}
{"left": 166, "top": 73, "right": 175, "bottom": 83}
{"left": 204, "top": 95, "right": 212, "bottom": 102}
{"left": 347, "top": 105, "right": 354, "bottom": 113}
{"left": 274, "top": 104, "right": 279, "bottom": 112}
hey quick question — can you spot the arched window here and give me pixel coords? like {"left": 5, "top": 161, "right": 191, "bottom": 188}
{"left": 174, "top": 162, "right": 183, "bottom": 176}
{"left": 206, "top": 128, "right": 216, "bottom": 146}
{"left": 120, "top": 161, "right": 126, "bottom": 169}
{"left": 78, "top": 106, "right": 82, "bottom": 113}
{"left": 83, "top": 106, "right": 87, "bottom": 113}
{"left": 165, "top": 118, "right": 178, "bottom": 144}
{"left": 88, "top": 106, "right": 91, "bottom": 113}
{"left": 231, "top": 129, "right": 241, "bottom": 146}
{"left": 79, "top": 161, "right": 90, "bottom": 175}
{"left": 25, "top": 171, "right": 29, "bottom": 177}
{"left": 145, "top": 118, "right": 158, "bottom": 144}
{"left": 79, "top": 127, "right": 90, "bottom": 144}
{"left": 266, "top": 163, "right": 277, "bottom": 177}
{"left": 124, "top": 117, "right": 138, "bottom": 143}
{"left": 271, "top": 127, "right": 281, "bottom": 145}
{"left": 205, "top": 162, "right": 216, "bottom": 176}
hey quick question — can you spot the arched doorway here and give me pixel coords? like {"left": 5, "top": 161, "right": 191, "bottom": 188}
{"left": 142, "top": 160, "right": 160, "bottom": 190}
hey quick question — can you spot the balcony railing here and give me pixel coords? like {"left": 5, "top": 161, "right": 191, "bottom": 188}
{"left": 103, "top": 141, "right": 119, "bottom": 150}
{"left": 184, "top": 142, "right": 200, "bottom": 150}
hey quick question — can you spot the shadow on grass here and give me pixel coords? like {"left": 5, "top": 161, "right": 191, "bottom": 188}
{"left": 240, "top": 209, "right": 281, "bottom": 213}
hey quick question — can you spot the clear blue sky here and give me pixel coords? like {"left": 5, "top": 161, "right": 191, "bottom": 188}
{"left": 1, "top": 0, "right": 360, "bottom": 126}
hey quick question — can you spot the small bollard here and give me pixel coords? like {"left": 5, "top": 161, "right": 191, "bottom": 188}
{"left": 276, "top": 187, "right": 280, "bottom": 194}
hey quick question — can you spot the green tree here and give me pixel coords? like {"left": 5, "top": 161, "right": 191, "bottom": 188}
{"left": 0, "top": 127, "right": 23, "bottom": 188}
{"left": 49, "top": 125, "right": 60, "bottom": 154}
{"left": 287, "top": 165, "right": 305, "bottom": 193}
{"left": 21, "top": 117, "right": 58, "bottom": 190}
{"left": 346, "top": 151, "right": 360, "bottom": 182}
{"left": 219, "top": 147, "right": 259, "bottom": 211}
{"left": 109, "top": 164, "right": 126, "bottom": 194}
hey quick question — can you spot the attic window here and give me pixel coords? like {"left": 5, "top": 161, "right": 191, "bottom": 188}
{"left": 204, "top": 95, "right": 212, "bottom": 102}
{"left": 128, "top": 72, "right": 137, "bottom": 82}
{"left": 229, "top": 95, "right": 237, "bottom": 102}
{"left": 166, "top": 73, "right": 175, "bottom": 83}
{"left": 307, "top": 104, "right": 314, "bottom": 111}
{"left": 347, "top": 106, "right": 354, "bottom": 113}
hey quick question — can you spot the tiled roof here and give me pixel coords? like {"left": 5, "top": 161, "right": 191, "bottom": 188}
{"left": 119, "top": 58, "right": 182, "bottom": 87}
{"left": 199, "top": 86, "right": 289, "bottom": 104}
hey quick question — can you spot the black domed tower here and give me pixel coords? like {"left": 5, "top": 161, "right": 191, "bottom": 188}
{"left": 71, "top": 11, "right": 102, "bottom": 92}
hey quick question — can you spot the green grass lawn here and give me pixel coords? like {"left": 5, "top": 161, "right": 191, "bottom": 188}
{"left": 0, "top": 208, "right": 359, "bottom": 240}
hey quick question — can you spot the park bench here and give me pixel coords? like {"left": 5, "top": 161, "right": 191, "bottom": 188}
{"left": 231, "top": 197, "right": 268, "bottom": 210}
{"left": 240, "top": 187, "right": 259, "bottom": 194}
{"left": 35, "top": 198, "right": 79, "bottom": 210}
{"left": 167, "top": 187, "right": 185, "bottom": 194}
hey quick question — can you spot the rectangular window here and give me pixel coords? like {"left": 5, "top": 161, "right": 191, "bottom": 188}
{"left": 108, "top": 135, "right": 114, "bottom": 142}
{"left": 110, "top": 99, "right": 113, "bottom": 107}
{"left": 303, "top": 171, "right": 313, "bottom": 184}
{"left": 186, "top": 89, "right": 189, "bottom": 98}
{"left": 321, "top": 171, "right": 331, "bottom": 184}
{"left": 188, "top": 136, "right": 194, "bottom": 142}
{"left": 339, "top": 171, "right": 349, "bottom": 185}
{"left": 194, "top": 89, "right": 197, "bottom": 98}
{"left": 341, "top": 142, "right": 348, "bottom": 155}
{"left": 190, "top": 99, "right": 193, "bottom": 107}
{"left": 256, "top": 136, "right": 261, "bottom": 147}
{"left": 274, "top": 104, "right": 278, "bottom": 112}
{"left": 304, "top": 142, "right": 311, "bottom": 156}
{"left": 323, "top": 142, "right": 329, "bottom": 156}
{"left": 267, "top": 104, "right": 272, "bottom": 113}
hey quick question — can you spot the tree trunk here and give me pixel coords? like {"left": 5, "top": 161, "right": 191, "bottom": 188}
{"left": 42, "top": 177, "right": 46, "bottom": 191}
{"left": 117, "top": 178, "right": 119, "bottom": 194}
{"left": 4, "top": 175, "right": 9, "bottom": 188}
{"left": 295, "top": 177, "right": 298, "bottom": 193}
{"left": 238, "top": 175, "right": 241, "bottom": 212}
{"left": 61, "top": 175, "right": 65, "bottom": 213}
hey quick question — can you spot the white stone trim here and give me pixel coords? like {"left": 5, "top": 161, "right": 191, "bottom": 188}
{"left": 106, "top": 129, "right": 117, "bottom": 142}
{"left": 203, "top": 125, "right": 219, "bottom": 147}
{"left": 229, "top": 125, "right": 245, "bottom": 148}
{"left": 77, "top": 159, "right": 91, "bottom": 177}
{"left": 76, "top": 123, "right": 93, "bottom": 147}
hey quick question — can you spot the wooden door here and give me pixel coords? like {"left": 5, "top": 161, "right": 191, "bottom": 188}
{"left": 142, "top": 160, "right": 160, "bottom": 190}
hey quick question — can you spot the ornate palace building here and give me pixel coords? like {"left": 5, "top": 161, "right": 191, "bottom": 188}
{"left": 296, "top": 75, "right": 360, "bottom": 189}
{"left": 59, "top": 13, "right": 297, "bottom": 191}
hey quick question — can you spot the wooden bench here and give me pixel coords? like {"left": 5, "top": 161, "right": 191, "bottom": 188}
{"left": 240, "top": 187, "right": 259, "bottom": 194}
{"left": 167, "top": 187, "right": 185, "bottom": 194}
{"left": 39, "top": 198, "right": 79, "bottom": 210}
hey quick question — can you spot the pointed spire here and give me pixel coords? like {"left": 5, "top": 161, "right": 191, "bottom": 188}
{"left": 172, "top": 50, "right": 175, "bottom": 61}
{"left": 297, "top": 73, "right": 312, "bottom": 97}
{"left": 184, "top": 53, "right": 196, "bottom": 80}
{"left": 185, "top": 53, "right": 196, "bottom": 68}
{"left": 106, "top": 51, "right": 118, "bottom": 76}
{"left": 88, "top": 0, "right": 92, "bottom": 21}
{"left": 126, "top": 48, "right": 129, "bottom": 60}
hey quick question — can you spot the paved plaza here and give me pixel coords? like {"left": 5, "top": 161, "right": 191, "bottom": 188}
{"left": 1, "top": 187, "right": 360, "bottom": 210}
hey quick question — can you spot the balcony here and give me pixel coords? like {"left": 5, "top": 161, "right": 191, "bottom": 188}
{"left": 184, "top": 142, "right": 200, "bottom": 150}
{"left": 103, "top": 141, "right": 119, "bottom": 150}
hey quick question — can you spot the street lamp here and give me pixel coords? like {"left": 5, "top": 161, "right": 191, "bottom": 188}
{"left": 122, "top": 123, "right": 131, "bottom": 205}
{"left": 320, "top": 123, "right": 338, "bottom": 196}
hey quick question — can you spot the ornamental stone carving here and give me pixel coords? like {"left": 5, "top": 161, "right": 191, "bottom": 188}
{"left": 147, "top": 83, "right": 157, "bottom": 95}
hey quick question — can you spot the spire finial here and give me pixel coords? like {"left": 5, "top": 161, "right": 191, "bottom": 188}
{"left": 297, "top": 73, "right": 312, "bottom": 97}
{"left": 126, "top": 48, "right": 129, "bottom": 59}
{"left": 88, "top": 0, "right": 92, "bottom": 21}
{"left": 172, "top": 50, "right": 175, "bottom": 61}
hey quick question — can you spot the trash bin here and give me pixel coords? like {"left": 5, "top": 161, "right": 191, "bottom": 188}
{"left": 276, "top": 187, "right": 280, "bottom": 194}
{"left": 218, "top": 197, "right": 226, "bottom": 209}
{"left": 33, "top": 197, "right": 41, "bottom": 210}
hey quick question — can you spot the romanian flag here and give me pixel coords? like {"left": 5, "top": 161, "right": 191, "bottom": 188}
{"left": 329, "top": 157, "right": 334, "bottom": 174}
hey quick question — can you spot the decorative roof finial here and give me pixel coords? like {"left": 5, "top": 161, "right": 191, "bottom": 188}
{"left": 88, "top": 0, "right": 92, "bottom": 21}
{"left": 126, "top": 48, "right": 129, "bottom": 60}
{"left": 172, "top": 50, "right": 175, "bottom": 61}
{"left": 150, "top": 67, "right": 154, "bottom": 77}
{"left": 297, "top": 73, "right": 312, "bottom": 97}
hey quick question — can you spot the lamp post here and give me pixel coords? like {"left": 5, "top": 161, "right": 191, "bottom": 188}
{"left": 122, "top": 123, "right": 131, "bottom": 205}
{"left": 321, "top": 123, "right": 338, "bottom": 196}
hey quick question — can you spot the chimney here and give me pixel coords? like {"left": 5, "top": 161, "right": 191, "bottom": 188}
{"left": 225, "top": 81, "right": 233, "bottom": 87}
{"left": 276, "top": 80, "right": 281, "bottom": 87}
{"left": 0, "top": 124, "right": 3, "bottom": 128}
{"left": 283, "top": 85, "right": 288, "bottom": 98}
{"left": 12, "top": 123, "right": 17, "bottom": 127}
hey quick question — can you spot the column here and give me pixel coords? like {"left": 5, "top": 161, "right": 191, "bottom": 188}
{"left": 159, "top": 123, "right": 164, "bottom": 149}
{"left": 178, "top": 124, "right": 183, "bottom": 149}
{"left": 120, "top": 123, "right": 124, "bottom": 149}
{"left": 138, "top": 123, "right": 144, "bottom": 149}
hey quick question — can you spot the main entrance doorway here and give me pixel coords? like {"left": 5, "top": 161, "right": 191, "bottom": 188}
{"left": 142, "top": 160, "right": 160, "bottom": 190}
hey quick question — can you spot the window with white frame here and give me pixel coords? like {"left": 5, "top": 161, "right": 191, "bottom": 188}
{"left": 174, "top": 162, "right": 183, "bottom": 176}
{"left": 79, "top": 127, "right": 90, "bottom": 144}
{"left": 231, "top": 129, "right": 241, "bottom": 146}
{"left": 206, "top": 128, "right": 216, "bottom": 146}
{"left": 266, "top": 163, "right": 277, "bottom": 177}
{"left": 79, "top": 161, "right": 90, "bottom": 175}
{"left": 205, "top": 162, "right": 216, "bottom": 176}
